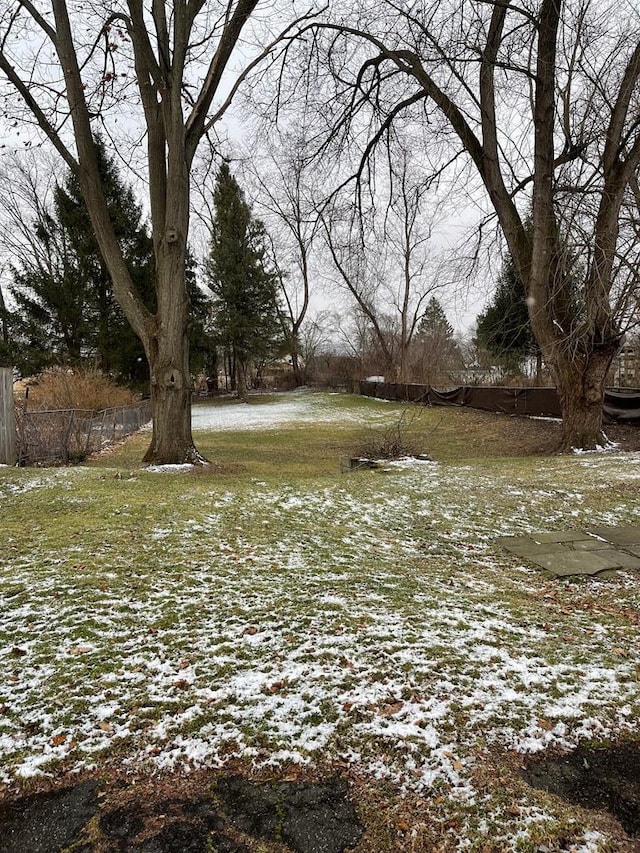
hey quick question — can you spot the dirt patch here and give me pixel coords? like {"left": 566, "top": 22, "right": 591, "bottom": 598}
{"left": 0, "top": 773, "right": 362, "bottom": 853}
{"left": 0, "top": 780, "right": 99, "bottom": 853}
{"left": 521, "top": 740, "right": 640, "bottom": 836}
{"left": 215, "top": 775, "right": 363, "bottom": 853}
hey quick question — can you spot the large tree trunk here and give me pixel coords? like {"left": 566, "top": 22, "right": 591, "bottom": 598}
{"left": 545, "top": 342, "right": 618, "bottom": 452}
{"left": 143, "top": 379, "right": 200, "bottom": 463}
{"left": 142, "top": 183, "right": 202, "bottom": 463}
{"left": 142, "top": 300, "right": 199, "bottom": 463}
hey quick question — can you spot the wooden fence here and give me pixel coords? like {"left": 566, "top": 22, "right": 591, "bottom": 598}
{"left": 0, "top": 367, "right": 16, "bottom": 465}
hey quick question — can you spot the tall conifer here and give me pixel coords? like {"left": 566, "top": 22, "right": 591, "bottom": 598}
{"left": 206, "top": 163, "right": 285, "bottom": 398}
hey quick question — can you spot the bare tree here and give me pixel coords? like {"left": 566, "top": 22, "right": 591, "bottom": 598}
{"left": 239, "top": 130, "right": 321, "bottom": 384}
{"left": 292, "top": 0, "right": 640, "bottom": 449}
{"left": 321, "top": 148, "right": 445, "bottom": 382}
{"left": 0, "top": 154, "right": 58, "bottom": 285}
{"left": 0, "top": 0, "right": 318, "bottom": 462}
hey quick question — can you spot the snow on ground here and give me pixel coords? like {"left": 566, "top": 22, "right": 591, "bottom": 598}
{"left": 190, "top": 391, "right": 387, "bottom": 432}
{"left": 1, "top": 394, "right": 640, "bottom": 850}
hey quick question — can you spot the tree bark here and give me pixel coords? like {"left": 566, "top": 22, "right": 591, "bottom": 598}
{"left": 236, "top": 361, "right": 249, "bottom": 402}
{"left": 548, "top": 343, "right": 618, "bottom": 451}
{"left": 144, "top": 376, "right": 201, "bottom": 463}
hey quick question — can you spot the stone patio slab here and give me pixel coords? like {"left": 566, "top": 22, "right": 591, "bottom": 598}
{"left": 531, "top": 531, "right": 593, "bottom": 544}
{"left": 499, "top": 540, "right": 562, "bottom": 559}
{"left": 495, "top": 528, "right": 640, "bottom": 577}
{"left": 587, "top": 526, "right": 640, "bottom": 546}
{"left": 611, "top": 551, "right": 640, "bottom": 570}
{"left": 571, "top": 539, "right": 617, "bottom": 552}
{"left": 525, "top": 549, "right": 624, "bottom": 576}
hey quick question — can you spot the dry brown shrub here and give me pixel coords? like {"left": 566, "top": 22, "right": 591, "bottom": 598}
{"left": 16, "top": 368, "right": 140, "bottom": 412}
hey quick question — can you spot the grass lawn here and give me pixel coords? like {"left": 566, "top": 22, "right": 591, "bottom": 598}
{"left": 1, "top": 391, "right": 639, "bottom": 851}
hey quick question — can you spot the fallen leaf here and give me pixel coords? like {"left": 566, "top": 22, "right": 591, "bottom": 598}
{"left": 98, "top": 721, "right": 113, "bottom": 733}
{"left": 51, "top": 734, "right": 66, "bottom": 746}
{"left": 378, "top": 701, "right": 403, "bottom": 717}
{"left": 538, "top": 717, "right": 554, "bottom": 730}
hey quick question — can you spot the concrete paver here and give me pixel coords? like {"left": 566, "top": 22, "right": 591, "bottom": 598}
{"left": 532, "top": 531, "right": 594, "bottom": 544}
{"left": 587, "top": 526, "right": 640, "bottom": 546}
{"left": 529, "top": 550, "right": 623, "bottom": 576}
{"left": 497, "top": 526, "right": 640, "bottom": 577}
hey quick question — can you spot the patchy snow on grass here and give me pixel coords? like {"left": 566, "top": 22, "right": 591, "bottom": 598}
{"left": 191, "top": 391, "right": 390, "bottom": 432}
{"left": 1, "top": 397, "right": 640, "bottom": 850}
{"left": 145, "top": 463, "right": 195, "bottom": 473}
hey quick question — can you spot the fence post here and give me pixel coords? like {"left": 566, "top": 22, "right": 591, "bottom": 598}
{"left": 0, "top": 367, "right": 16, "bottom": 465}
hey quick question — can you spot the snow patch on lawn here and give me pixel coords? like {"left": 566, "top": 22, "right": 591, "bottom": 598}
{"left": 145, "top": 463, "right": 195, "bottom": 473}
{"left": 191, "top": 393, "right": 390, "bottom": 432}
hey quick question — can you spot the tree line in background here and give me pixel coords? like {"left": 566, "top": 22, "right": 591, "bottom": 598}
{"left": 1, "top": 0, "right": 639, "bottom": 459}
{"left": 0, "top": 150, "right": 290, "bottom": 396}
{"left": 0, "top": 141, "right": 528, "bottom": 398}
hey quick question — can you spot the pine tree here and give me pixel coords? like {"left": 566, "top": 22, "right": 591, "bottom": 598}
{"left": 412, "top": 297, "right": 462, "bottom": 385}
{"left": 419, "top": 297, "right": 455, "bottom": 340}
{"left": 0, "top": 284, "right": 14, "bottom": 368}
{"left": 50, "top": 138, "right": 156, "bottom": 380}
{"left": 7, "top": 138, "right": 154, "bottom": 381}
{"left": 206, "top": 163, "right": 285, "bottom": 399}
{"left": 476, "top": 252, "right": 539, "bottom": 373}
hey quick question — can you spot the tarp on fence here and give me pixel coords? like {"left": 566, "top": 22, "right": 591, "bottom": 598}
{"left": 603, "top": 390, "right": 640, "bottom": 423}
{"left": 360, "top": 382, "right": 640, "bottom": 423}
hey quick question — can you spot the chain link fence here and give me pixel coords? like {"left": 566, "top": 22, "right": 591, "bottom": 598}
{"left": 14, "top": 400, "right": 152, "bottom": 466}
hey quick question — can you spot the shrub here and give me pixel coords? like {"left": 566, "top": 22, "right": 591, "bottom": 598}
{"left": 358, "top": 409, "right": 424, "bottom": 459}
{"left": 15, "top": 367, "right": 140, "bottom": 412}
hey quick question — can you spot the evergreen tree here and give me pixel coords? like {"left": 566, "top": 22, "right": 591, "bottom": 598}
{"left": 206, "top": 163, "right": 286, "bottom": 399}
{"left": 51, "top": 138, "right": 155, "bottom": 379}
{"left": 419, "top": 297, "right": 455, "bottom": 340}
{"left": 0, "top": 284, "right": 14, "bottom": 368}
{"left": 476, "top": 252, "right": 539, "bottom": 373}
{"left": 412, "top": 297, "right": 462, "bottom": 384}
{"left": 8, "top": 138, "right": 155, "bottom": 381}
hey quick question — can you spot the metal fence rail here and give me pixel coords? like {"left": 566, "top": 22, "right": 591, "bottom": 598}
{"left": 15, "top": 400, "right": 152, "bottom": 466}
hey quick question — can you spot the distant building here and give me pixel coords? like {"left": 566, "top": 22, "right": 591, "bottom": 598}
{"left": 611, "top": 344, "right": 640, "bottom": 388}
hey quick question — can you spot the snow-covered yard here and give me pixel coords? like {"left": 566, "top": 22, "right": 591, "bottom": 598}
{"left": 1, "top": 393, "right": 639, "bottom": 850}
